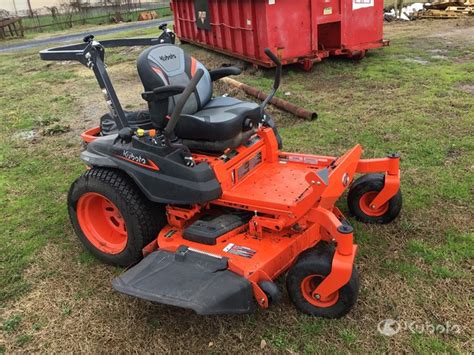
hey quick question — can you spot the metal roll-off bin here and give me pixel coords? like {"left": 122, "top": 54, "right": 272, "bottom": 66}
{"left": 170, "top": 0, "right": 388, "bottom": 70}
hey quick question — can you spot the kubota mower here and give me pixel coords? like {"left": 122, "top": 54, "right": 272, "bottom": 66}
{"left": 40, "top": 28, "right": 402, "bottom": 317}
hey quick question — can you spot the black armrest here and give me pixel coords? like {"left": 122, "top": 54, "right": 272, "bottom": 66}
{"left": 141, "top": 85, "right": 186, "bottom": 102}
{"left": 209, "top": 66, "right": 242, "bottom": 81}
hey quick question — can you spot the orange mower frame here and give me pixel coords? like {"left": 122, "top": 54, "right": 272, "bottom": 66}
{"left": 127, "top": 127, "right": 401, "bottom": 309}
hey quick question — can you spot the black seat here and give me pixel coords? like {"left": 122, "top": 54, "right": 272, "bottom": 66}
{"left": 178, "top": 97, "right": 258, "bottom": 141}
{"left": 137, "top": 44, "right": 259, "bottom": 150}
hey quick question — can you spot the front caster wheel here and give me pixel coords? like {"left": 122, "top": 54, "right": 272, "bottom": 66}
{"left": 68, "top": 168, "right": 166, "bottom": 266}
{"left": 348, "top": 173, "right": 402, "bottom": 224}
{"left": 286, "top": 242, "right": 359, "bottom": 318}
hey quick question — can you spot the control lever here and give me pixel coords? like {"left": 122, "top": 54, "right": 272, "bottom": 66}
{"left": 260, "top": 48, "right": 282, "bottom": 116}
{"left": 115, "top": 127, "right": 134, "bottom": 144}
{"left": 164, "top": 69, "right": 205, "bottom": 139}
{"left": 245, "top": 48, "right": 282, "bottom": 128}
{"left": 157, "top": 23, "right": 176, "bottom": 44}
{"left": 162, "top": 69, "right": 205, "bottom": 167}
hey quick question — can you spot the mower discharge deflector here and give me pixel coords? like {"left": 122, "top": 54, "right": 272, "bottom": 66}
{"left": 113, "top": 246, "right": 255, "bottom": 315}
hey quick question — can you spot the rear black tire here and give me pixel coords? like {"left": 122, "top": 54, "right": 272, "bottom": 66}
{"left": 286, "top": 242, "right": 359, "bottom": 318}
{"left": 68, "top": 168, "right": 167, "bottom": 266}
{"left": 347, "top": 173, "right": 402, "bottom": 224}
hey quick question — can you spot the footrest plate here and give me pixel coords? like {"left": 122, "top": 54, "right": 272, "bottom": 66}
{"left": 112, "top": 247, "right": 255, "bottom": 315}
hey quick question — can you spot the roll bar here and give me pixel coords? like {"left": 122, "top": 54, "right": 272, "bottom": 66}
{"left": 39, "top": 37, "right": 164, "bottom": 63}
{"left": 39, "top": 26, "right": 175, "bottom": 130}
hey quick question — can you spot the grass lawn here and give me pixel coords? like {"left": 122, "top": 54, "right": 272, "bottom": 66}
{"left": 0, "top": 19, "right": 473, "bottom": 353}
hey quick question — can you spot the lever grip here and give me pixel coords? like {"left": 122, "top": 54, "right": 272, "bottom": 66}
{"left": 261, "top": 48, "right": 282, "bottom": 108}
{"left": 83, "top": 34, "right": 94, "bottom": 43}
{"left": 164, "top": 69, "right": 204, "bottom": 138}
{"left": 264, "top": 48, "right": 282, "bottom": 91}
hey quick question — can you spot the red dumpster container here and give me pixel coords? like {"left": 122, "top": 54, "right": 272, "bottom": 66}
{"left": 170, "top": 0, "right": 388, "bottom": 70}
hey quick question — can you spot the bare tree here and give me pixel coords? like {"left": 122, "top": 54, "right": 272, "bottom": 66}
{"left": 105, "top": 0, "right": 123, "bottom": 5}
{"left": 58, "top": 0, "right": 77, "bottom": 28}
{"left": 0, "top": 9, "right": 10, "bottom": 19}
{"left": 27, "top": 0, "right": 34, "bottom": 17}
{"left": 398, "top": 0, "right": 403, "bottom": 17}
{"left": 45, "top": 6, "right": 59, "bottom": 20}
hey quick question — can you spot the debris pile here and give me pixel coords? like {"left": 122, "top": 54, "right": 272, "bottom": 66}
{"left": 137, "top": 11, "right": 159, "bottom": 21}
{"left": 413, "top": 0, "right": 473, "bottom": 18}
{"left": 384, "top": 2, "right": 425, "bottom": 21}
{"left": 384, "top": 0, "right": 473, "bottom": 20}
{"left": 0, "top": 16, "right": 24, "bottom": 39}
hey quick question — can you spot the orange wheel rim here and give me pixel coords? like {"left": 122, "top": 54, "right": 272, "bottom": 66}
{"left": 76, "top": 192, "right": 127, "bottom": 254}
{"left": 301, "top": 275, "right": 339, "bottom": 308}
{"left": 359, "top": 191, "right": 389, "bottom": 217}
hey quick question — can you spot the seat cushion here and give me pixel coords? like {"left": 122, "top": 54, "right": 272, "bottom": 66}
{"left": 202, "top": 96, "right": 242, "bottom": 109}
{"left": 175, "top": 97, "right": 259, "bottom": 141}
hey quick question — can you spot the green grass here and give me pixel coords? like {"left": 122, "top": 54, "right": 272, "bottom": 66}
{"left": 410, "top": 333, "right": 457, "bottom": 353}
{"left": 15, "top": 334, "right": 32, "bottom": 347}
{"left": 2, "top": 315, "right": 22, "bottom": 333}
{"left": 0, "top": 53, "right": 83, "bottom": 301}
{"left": 0, "top": 21, "right": 473, "bottom": 353}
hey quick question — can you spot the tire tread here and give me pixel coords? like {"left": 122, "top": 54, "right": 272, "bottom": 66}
{"left": 68, "top": 168, "right": 166, "bottom": 266}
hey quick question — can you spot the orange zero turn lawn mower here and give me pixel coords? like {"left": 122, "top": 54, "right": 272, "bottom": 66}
{"left": 39, "top": 28, "right": 402, "bottom": 317}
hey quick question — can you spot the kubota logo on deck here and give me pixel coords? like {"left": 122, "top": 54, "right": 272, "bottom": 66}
{"left": 159, "top": 53, "right": 177, "bottom": 61}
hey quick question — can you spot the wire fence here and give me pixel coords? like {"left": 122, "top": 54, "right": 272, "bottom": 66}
{"left": 15, "top": 1, "right": 171, "bottom": 33}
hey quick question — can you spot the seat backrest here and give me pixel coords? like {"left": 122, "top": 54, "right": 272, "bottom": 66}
{"left": 137, "top": 44, "right": 212, "bottom": 129}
